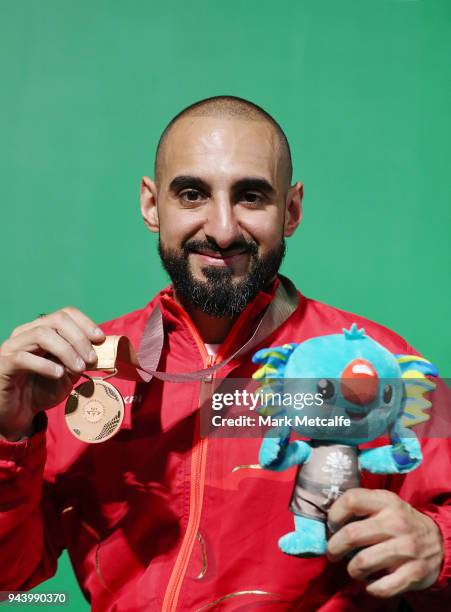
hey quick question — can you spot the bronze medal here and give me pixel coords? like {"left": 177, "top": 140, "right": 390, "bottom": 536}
{"left": 65, "top": 377, "right": 125, "bottom": 443}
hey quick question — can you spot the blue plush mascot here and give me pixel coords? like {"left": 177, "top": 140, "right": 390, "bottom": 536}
{"left": 252, "top": 324, "right": 438, "bottom": 556}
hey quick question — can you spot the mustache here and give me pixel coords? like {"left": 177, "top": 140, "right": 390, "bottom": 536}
{"left": 183, "top": 238, "right": 258, "bottom": 257}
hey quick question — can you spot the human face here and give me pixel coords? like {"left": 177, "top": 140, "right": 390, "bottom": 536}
{"left": 141, "top": 116, "right": 302, "bottom": 314}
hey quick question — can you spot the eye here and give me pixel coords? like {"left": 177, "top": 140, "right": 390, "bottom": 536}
{"left": 180, "top": 189, "right": 205, "bottom": 203}
{"left": 317, "top": 379, "right": 335, "bottom": 400}
{"left": 239, "top": 192, "right": 264, "bottom": 206}
{"left": 382, "top": 384, "right": 393, "bottom": 404}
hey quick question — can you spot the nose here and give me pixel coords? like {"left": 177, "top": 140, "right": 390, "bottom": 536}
{"left": 203, "top": 195, "right": 242, "bottom": 249}
{"left": 340, "top": 359, "right": 378, "bottom": 405}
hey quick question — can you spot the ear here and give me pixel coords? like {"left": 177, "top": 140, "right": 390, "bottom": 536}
{"left": 284, "top": 182, "right": 303, "bottom": 237}
{"left": 140, "top": 176, "right": 159, "bottom": 233}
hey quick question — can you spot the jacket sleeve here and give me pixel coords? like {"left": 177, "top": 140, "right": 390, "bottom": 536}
{"left": 393, "top": 350, "right": 451, "bottom": 596}
{"left": 0, "top": 412, "right": 65, "bottom": 590}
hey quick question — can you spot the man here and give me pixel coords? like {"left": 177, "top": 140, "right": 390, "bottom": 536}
{"left": 0, "top": 96, "right": 449, "bottom": 611}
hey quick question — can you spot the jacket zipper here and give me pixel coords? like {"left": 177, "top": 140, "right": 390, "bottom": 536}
{"left": 161, "top": 310, "right": 216, "bottom": 612}
{"left": 161, "top": 295, "right": 255, "bottom": 611}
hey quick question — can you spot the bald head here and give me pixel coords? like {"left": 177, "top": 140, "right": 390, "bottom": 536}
{"left": 154, "top": 96, "right": 293, "bottom": 187}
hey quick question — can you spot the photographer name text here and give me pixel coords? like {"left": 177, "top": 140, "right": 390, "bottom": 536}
{"left": 211, "top": 414, "right": 351, "bottom": 427}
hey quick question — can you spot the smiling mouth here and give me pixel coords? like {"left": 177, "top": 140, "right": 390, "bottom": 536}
{"left": 192, "top": 250, "right": 249, "bottom": 265}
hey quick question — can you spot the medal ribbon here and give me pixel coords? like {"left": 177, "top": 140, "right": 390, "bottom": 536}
{"left": 91, "top": 274, "right": 299, "bottom": 383}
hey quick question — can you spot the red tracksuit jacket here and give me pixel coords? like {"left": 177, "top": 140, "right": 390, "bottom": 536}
{"left": 0, "top": 277, "right": 450, "bottom": 611}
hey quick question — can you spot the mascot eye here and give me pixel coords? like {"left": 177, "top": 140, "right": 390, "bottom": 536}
{"left": 383, "top": 384, "right": 393, "bottom": 404}
{"left": 317, "top": 379, "right": 335, "bottom": 399}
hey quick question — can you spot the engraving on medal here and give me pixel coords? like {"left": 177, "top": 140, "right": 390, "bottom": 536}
{"left": 65, "top": 378, "right": 125, "bottom": 443}
{"left": 83, "top": 400, "right": 105, "bottom": 423}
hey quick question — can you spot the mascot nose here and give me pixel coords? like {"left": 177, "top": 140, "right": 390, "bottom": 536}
{"left": 341, "top": 359, "right": 378, "bottom": 406}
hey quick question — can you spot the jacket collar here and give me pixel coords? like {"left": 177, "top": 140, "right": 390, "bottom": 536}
{"left": 156, "top": 277, "right": 280, "bottom": 358}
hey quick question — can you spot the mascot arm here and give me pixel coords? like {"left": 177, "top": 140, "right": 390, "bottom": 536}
{"left": 259, "top": 427, "right": 311, "bottom": 471}
{"left": 359, "top": 428, "right": 422, "bottom": 475}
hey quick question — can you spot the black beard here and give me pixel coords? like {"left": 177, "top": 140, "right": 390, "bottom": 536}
{"left": 158, "top": 237, "right": 286, "bottom": 317}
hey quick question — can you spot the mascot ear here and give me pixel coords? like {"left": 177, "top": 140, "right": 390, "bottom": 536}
{"left": 394, "top": 355, "right": 439, "bottom": 428}
{"left": 252, "top": 344, "right": 298, "bottom": 416}
{"left": 252, "top": 344, "right": 298, "bottom": 378}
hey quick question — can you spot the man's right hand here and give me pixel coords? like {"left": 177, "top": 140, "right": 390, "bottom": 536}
{"left": 0, "top": 307, "right": 105, "bottom": 442}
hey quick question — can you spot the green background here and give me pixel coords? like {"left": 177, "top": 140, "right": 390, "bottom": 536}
{"left": 1, "top": 0, "right": 449, "bottom": 609}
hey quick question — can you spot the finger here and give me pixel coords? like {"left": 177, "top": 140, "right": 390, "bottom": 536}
{"left": 32, "top": 370, "right": 81, "bottom": 409}
{"left": 327, "top": 516, "right": 391, "bottom": 561}
{"left": 328, "top": 489, "right": 402, "bottom": 531}
{"left": 12, "top": 312, "right": 98, "bottom": 366}
{"left": 9, "top": 312, "right": 101, "bottom": 368}
{"left": 61, "top": 306, "right": 105, "bottom": 342}
{"left": 0, "top": 351, "right": 65, "bottom": 379}
{"left": 46, "top": 311, "right": 98, "bottom": 366}
{"left": 3, "top": 327, "right": 86, "bottom": 373}
{"left": 365, "top": 560, "right": 429, "bottom": 598}
{"left": 347, "top": 535, "right": 417, "bottom": 581}
{"left": 11, "top": 307, "right": 104, "bottom": 343}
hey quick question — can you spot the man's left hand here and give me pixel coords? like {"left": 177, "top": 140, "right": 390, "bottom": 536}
{"left": 327, "top": 488, "right": 444, "bottom": 598}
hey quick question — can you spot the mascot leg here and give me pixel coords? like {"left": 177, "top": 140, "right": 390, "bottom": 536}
{"left": 278, "top": 516, "right": 327, "bottom": 556}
